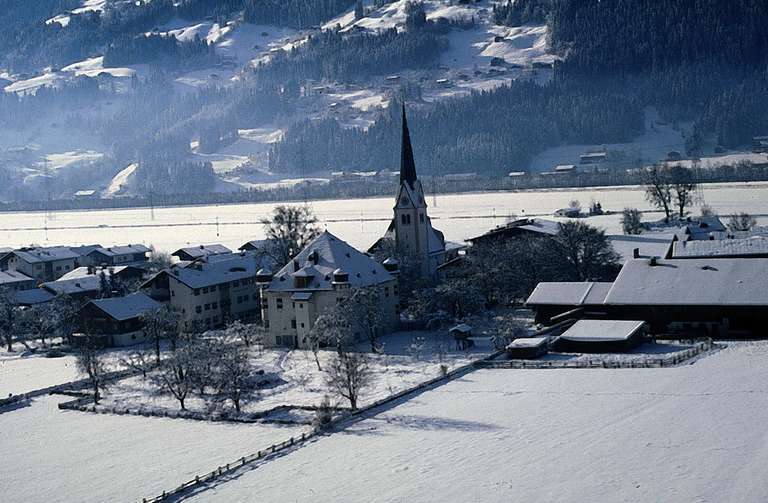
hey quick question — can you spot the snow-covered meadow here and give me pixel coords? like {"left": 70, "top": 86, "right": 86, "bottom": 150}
{"left": 186, "top": 341, "right": 768, "bottom": 502}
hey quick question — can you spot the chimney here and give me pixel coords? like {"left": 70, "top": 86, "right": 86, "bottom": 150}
{"left": 649, "top": 257, "right": 657, "bottom": 266}
{"left": 632, "top": 248, "right": 640, "bottom": 259}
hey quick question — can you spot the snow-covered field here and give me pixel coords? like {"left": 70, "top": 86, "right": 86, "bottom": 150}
{"left": 98, "top": 330, "right": 492, "bottom": 418}
{"left": 0, "top": 395, "right": 305, "bottom": 503}
{"left": 0, "top": 354, "right": 79, "bottom": 397}
{"left": 186, "top": 341, "right": 768, "bottom": 502}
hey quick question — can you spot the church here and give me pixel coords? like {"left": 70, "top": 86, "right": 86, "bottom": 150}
{"left": 369, "top": 106, "right": 447, "bottom": 281}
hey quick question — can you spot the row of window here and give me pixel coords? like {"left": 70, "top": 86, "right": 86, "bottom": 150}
{"left": 400, "top": 213, "right": 426, "bottom": 225}
{"left": 192, "top": 277, "right": 257, "bottom": 296}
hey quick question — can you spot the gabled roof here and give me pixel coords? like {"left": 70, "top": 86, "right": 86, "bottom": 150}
{"left": 172, "top": 244, "right": 232, "bottom": 259}
{"left": 268, "top": 231, "right": 393, "bottom": 292}
{"left": 605, "top": 258, "right": 768, "bottom": 306}
{"left": 468, "top": 218, "right": 560, "bottom": 243}
{"left": 0, "top": 270, "right": 35, "bottom": 286}
{"left": 239, "top": 239, "right": 270, "bottom": 251}
{"left": 42, "top": 275, "right": 101, "bottom": 296}
{"left": 683, "top": 217, "right": 726, "bottom": 240}
{"left": 12, "top": 288, "right": 55, "bottom": 306}
{"left": 59, "top": 266, "right": 132, "bottom": 281}
{"left": 87, "top": 292, "right": 161, "bottom": 321}
{"left": 89, "top": 244, "right": 150, "bottom": 257}
{"left": 672, "top": 237, "right": 768, "bottom": 258}
{"left": 10, "top": 246, "right": 81, "bottom": 263}
{"left": 607, "top": 233, "right": 675, "bottom": 262}
{"left": 70, "top": 244, "right": 103, "bottom": 256}
{"left": 525, "top": 282, "right": 613, "bottom": 306}
{"left": 155, "top": 253, "right": 263, "bottom": 290}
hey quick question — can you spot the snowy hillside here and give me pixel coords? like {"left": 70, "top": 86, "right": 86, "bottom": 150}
{"left": 0, "top": 0, "right": 558, "bottom": 199}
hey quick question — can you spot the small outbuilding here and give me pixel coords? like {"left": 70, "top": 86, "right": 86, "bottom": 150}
{"left": 506, "top": 337, "right": 550, "bottom": 359}
{"left": 554, "top": 319, "right": 647, "bottom": 353}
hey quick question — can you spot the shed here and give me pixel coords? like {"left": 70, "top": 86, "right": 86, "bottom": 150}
{"left": 554, "top": 319, "right": 647, "bottom": 353}
{"left": 506, "top": 337, "right": 549, "bottom": 359}
{"left": 449, "top": 323, "right": 473, "bottom": 339}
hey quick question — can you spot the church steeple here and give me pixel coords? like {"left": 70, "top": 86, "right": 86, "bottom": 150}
{"left": 400, "top": 105, "right": 418, "bottom": 190}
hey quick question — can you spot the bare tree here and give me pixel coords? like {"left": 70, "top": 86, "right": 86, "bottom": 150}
{"left": 140, "top": 305, "right": 178, "bottom": 362}
{"left": 554, "top": 222, "right": 620, "bottom": 281}
{"left": 260, "top": 205, "right": 321, "bottom": 266}
{"left": 75, "top": 336, "right": 109, "bottom": 404}
{"left": 621, "top": 208, "right": 643, "bottom": 235}
{"left": 305, "top": 307, "right": 353, "bottom": 370}
{"left": 224, "top": 320, "right": 264, "bottom": 349}
{"left": 669, "top": 165, "right": 698, "bottom": 218}
{"left": 147, "top": 246, "right": 172, "bottom": 272}
{"left": 325, "top": 351, "right": 372, "bottom": 410}
{"left": 153, "top": 345, "right": 195, "bottom": 410}
{"left": 491, "top": 317, "right": 528, "bottom": 350}
{"left": 214, "top": 342, "right": 258, "bottom": 414}
{"left": 642, "top": 164, "right": 673, "bottom": 221}
{"left": 727, "top": 212, "right": 757, "bottom": 233}
{"left": 345, "top": 287, "right": 385, "bottom": 353}
{"left": 119, "top": 350, "right": 153, "bottom": 379}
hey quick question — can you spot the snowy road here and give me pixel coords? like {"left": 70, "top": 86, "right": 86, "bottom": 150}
{"left": 185, "top": 342, "right": 768, "bottom": 502}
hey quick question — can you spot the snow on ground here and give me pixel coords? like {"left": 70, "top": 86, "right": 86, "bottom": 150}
{"left": 43, "top": 150, "right": 104, "bottom": 171}
{"left": 72, "top": 0, "right": 107, "bottom": 15}
{"left": 60, "top": 57, "right": 136, "bottom": 79}
{"left": 188, "top": 341, "right": 768, "bottom": 502}
{"left": 0, "top": 354, "right": 79, "bottom": 397}
{"left": 105, "top": 162, "right": 137, "bottom": 196}
{"left": 1, "top": 395, "right": 305, "bottom": 503}
{"left": 4, "top": 72, "right": 63, "bottom": 95}
{"left": 99, "top": 330, "right": 493, "bottom": 418}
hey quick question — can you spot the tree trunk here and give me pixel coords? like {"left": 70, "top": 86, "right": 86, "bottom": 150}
{"left": 179, "top": 397, "right": 186, "bottom": 410}
{"left": 154, "top": 337, "right": 161, "bottom": 363}
{"left": 314, "top": 351, "right": 322, "bottom": 371}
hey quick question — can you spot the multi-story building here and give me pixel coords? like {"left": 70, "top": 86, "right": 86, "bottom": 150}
{"left": 0, "top": 246, "right": 81, "bottom": 282}
{"left": 259, "top": 231, "right": 399, "bottom": 349}
{"left": 85, "top": 245, "right": 150, "bottom": 267}
{"left": 141, "top": 252, "right": 265, "bottom": 330}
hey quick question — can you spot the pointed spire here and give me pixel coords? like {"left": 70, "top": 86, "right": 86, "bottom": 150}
{"left": 400, "top": 105, "right": 417, "bottom": 189}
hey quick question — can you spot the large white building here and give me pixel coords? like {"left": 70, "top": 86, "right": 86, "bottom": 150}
{"left": 259, "top": 231, "right": 399, "bottom": 349}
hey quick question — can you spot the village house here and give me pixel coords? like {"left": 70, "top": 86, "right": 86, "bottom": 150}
{"left": 141, "top": 252, "right": 266, "bottom": 330}
{"left": 41, "top": 266, "right": 146, "bottom": 300}
{"left": 368, "top": 106, "right": 446, "bottom": 281}
{"left": 171, "top": 244, "right": 232, "bottom": 262}
{"left": 467, "top": 218, "right": 560, "bottom": 247}
{"left": 259, "top": 231, "right": 399, "bottom": 349}
{"left": 0, "top": 246, "right": 81, "bottom": 282}
{"left": 85, "top": 245, "right": 150, "bottom": 267}
{"left": 0, "top": 270, "right": 37, "bottom": 291}
{"left": 75, "top": 292, "right": 161, "bottom": 347}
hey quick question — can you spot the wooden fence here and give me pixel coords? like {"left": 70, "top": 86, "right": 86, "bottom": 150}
{"left": 481, "top": 340, "right": 715, "bottom": 370}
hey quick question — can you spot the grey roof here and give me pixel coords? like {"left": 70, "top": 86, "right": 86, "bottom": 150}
{"left": 0, "top": 270, "right": 35, "bottom": 286}
{"left": 42, "top": 275, "right": 101, "bottom": 296}
{"left": 684, "top": 217, "right": 726, "bottom": 240}
{"left": 70, "top": 244, "right": 103, "bottom": 256}
{"left": 291, "top": 292, "right": 313, "bottom": 301}
{"left": 560, "top": 320, "right": 646, "bottom": 342}
{"left": 89, "top": 292, "right": 161, "bottom": 321}
{"left": 59, "top": 266, "right": 131, "bottom": 281}
{"left": 161, "top": 253, "right": 261, "bottom": 289}
{"left": 672, "top": 237, "right": 768, "bottom": 258}
{"left": 268, "top": 231, "right": 394, "bottom": 292}
{"left": 605, "top": 258, "right": 768, "bottom": 306}
{"left": 89, "top": 244, "right": 150, "bottom": 257}
{"left": 172, "top": 244, "right": 232, "bottom": 259}
{"left": 12, "top": 288, "right": 55, "bottom": 305}
{"left": 239, "top": 239, "right": 270, "bottom": 251}
{"left": 525, "top": 282, "right": 613, "bottom": 306}
{"left": 507, "top": 336, "right": 549, "bottom": 348}
{"left": 608, "top": 233, "right": 675, "bottom": 262}
{"left": 10, "top": 246, "right": 80, "bottom": 263}
{"left": 469, "top": 218, "right": 560, "bottom": 243}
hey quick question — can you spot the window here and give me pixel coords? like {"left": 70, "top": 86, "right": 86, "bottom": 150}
{"left": 210, "top": 285, "right": 217, "bottom": 292}
{"left": 204, "top": 303, "right": 211, "bottom": 311}
{"left": 385, "top": 286, "right": 390, "bottom": 298}
{"left": 291, "top": 320, "right": 297, "bottom": 329}
{"left": 202, "top": 287, "right": 209, "bottom": 294}
{"left": 56, "top": 266, "right": 61, "bottom": 271}
{"left": 212, "top": 302, "right": 218, "bottom": 309}
{"left": 299, "top": 303, "right": 304, "bottom": 309}
{"left": 419, "top": 213, "right": 425, "bottom": 223}
{"left": 195, "top": 306, "right": 202, "bottom": 314}
{"left": 65, "top": 265, "right": 71, "bottom": 270}
{"left": 232, "top": 280, "right": 240, "bottom": 287}
{"left": 276, "top": 335, "right": 282, "bottom": 345}
{"left": 276, "top": 298, "right": 283, "bottom": 309}
{"left": 300, "top": 323, "right": 305, "bottom": 328}
{"left": 261, "top": 298, "right": 269, "bottom": 309}
{"left": 194, "top": 289, "right": 200, "bottom": 296}
{"left": 171, "top": 290, "right": 175, "bottom": 297}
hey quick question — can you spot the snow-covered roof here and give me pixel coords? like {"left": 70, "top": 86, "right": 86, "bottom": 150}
{"left": 10, "top": 246, "right": 80, "bottom": 263}
{"left": 608, "top": 233, "right": 675, "bottom": 262}
{"left": 172, "top": 244, "right": 232, "bottom": 259}
{"left": 41, "top": 275, "right": 101, "bottom": 296}
{"left": 605, "top": 258, "right": 768, "bottom": 306}
{"left": 469, "top": 218, "right": 560, "bottom": 243}
{"left": 449, "top": 323, "right": 472, "bottom": 334}
{"left": 89, "top": 244, "right": 150, "bottom": 257}
{"left": 0, "top": 270, "right": 35, "bottom": 286}
{"left": 70, "top": 244, "right": 103, "bottom": 256}
{"left": 507, "top": 336, "right": 549, "bottom": 348}
{"left": 12, "top": 288, "right": 55, "bottom": 306}
{"left": 684, "top": 217, "right": 726, "bottom": 240}
{"left": 59, "top": 266, "right": 133, "bottom": 281}
{"left": 88, "top": 292, "right": 161, "bottom": 321}
{"left": 672, "top": 237, "right": 768, "bottom": 258}
{"left": 158, "top": 253, "right": 263, "bottom": 289}
{"left": 525, "top": 282, "right": 613, "bottom": 306}
{"left": 239, "top": 239, "right": 270, "bottom": 251}
{"left": 560, "top": 320, "right": 646, "bottom": 342}
{"left": 268, "top": 231, "right": 393, "bottom": 292}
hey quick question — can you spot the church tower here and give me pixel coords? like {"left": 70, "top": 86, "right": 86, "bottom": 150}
{"left": 392, "top": 106, "right": 445, "bottom": 279}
